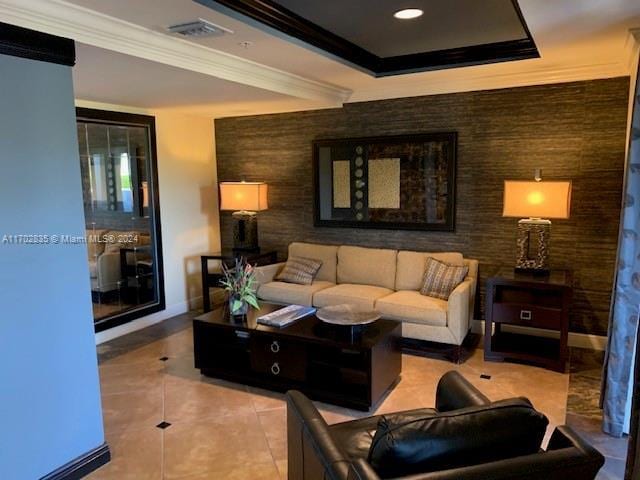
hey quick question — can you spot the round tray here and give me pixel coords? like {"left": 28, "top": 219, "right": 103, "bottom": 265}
{"left": 316, "top": 304, "right": 380, "bottom": 326}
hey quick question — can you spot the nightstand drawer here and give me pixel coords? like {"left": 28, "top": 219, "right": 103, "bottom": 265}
{"left": 492, "top": 303, "right": 562, "bottom": 330}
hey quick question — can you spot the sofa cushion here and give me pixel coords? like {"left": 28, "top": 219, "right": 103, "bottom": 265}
{"left": 368, "top": 398, "right": 549, "bottom": 478}
{"left": 420, "top": 257, "right": 469, "bottom": 300}
{"left": 289, "top": 242, "right": 338, "bottom": 283}
{"left": 104, "top": 230, "right": 145, "bottom": 254}
{"left": 275, "top": 256, "right": 323, "bottom": 285}
{"left": 337, "top": 246, "right": 397, "bottom": 290}
{"left": 258, "top": 281, "right": 334, "bottom": 307}
{"left": 313, "top": 284, "right": 393, "bottom": 310}
{"left": 86, "top": 228, "right": 109, "bottom": 260}
{"left": 395, "top": 251, "right": 464, "bottom": 291}
{"left": 375, "top": 290, "right": 447, "bottom": 327}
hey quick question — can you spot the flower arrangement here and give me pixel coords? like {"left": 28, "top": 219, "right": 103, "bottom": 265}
{"left": 220, "top": 258, "right": 260, "bottom": 315}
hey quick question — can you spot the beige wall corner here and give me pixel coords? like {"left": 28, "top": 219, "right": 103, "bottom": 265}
{"left": 154, "top": 111, "right": 220, "bottom": 310}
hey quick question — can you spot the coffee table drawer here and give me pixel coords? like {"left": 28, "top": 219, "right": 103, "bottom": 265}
{"left": 250, "top": 335, "right": 307, "bottom": 381}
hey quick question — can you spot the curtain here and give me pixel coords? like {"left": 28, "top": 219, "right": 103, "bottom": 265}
{"left": 602, "top": 59, "right": 640, "bottom": 437}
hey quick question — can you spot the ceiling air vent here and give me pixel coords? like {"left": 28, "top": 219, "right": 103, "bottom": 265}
{"left": 167, "top": 18, "right": 233, "bottom": 38}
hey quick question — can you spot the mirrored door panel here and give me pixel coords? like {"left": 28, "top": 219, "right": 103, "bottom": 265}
{"left": 77, "top": 108, "right": 164, "bottom": 331}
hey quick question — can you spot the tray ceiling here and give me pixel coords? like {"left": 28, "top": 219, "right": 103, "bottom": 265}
{"left": 197, "top": 0, "right": 539, "bottom": 76}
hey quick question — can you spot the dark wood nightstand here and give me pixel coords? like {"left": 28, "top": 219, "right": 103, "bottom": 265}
{"left": 484, "top": 268, "right": 572, "bottom": 373}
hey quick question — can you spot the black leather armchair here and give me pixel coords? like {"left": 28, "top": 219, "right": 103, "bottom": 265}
{"left": 286, "top": 371, "right": 604, "bottom": 480}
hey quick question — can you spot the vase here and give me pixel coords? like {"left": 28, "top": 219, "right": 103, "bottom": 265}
{"left": 229, "top": 294, "right": 249, "bottom": 316}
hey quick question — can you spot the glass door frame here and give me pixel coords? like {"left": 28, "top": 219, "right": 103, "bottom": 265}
{"left": 77, "top": 107, "right": 165, "bottom": 332}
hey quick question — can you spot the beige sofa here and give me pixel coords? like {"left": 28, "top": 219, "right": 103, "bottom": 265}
{"left": 87, "top": 229, "right": 150, "bottom": 293}
{"left": 255, "top": 242, "right": 478, "bottom": 347}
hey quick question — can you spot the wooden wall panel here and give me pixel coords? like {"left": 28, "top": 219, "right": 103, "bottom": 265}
{"left": 215, "top": 78, "right": 629, "bottom": 336}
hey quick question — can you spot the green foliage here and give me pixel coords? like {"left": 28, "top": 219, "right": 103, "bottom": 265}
{"left": 220, "top": 258, "right": 260, "bottom": 312}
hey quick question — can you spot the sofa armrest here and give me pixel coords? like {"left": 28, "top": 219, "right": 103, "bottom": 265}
{"left": 253, "top": 262, "right": 285, "bottom": 288}
{"left": 435, "top": 371, "right": 490, "bottom": 412}
{"left": 96, "top": 252, "right": 121, "bottom": 292}
{"left": 446, "top": 278, "right": 473, "bottom": 345}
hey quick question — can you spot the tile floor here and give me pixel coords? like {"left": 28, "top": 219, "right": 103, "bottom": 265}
{"left": 88, "top": 312, "right": 621, "bottom": 479}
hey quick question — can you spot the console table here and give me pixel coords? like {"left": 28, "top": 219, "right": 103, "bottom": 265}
{"left": 193, "top": 303, "right": 401, "bottom": 410}
{"left": 484, "top": 269, "right": 572, "bottom": 373}
{"left": 200, "top": 249, "right": 277, "bottom": 312}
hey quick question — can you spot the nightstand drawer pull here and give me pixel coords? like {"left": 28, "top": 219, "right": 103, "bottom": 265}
{"left": 520, "top": 310, "right": 532, "bottom": 321}
{"left": 271, "top": 362, "right": 280, "bottom": 375}
{"left": 235, "top": 330, "right": 250, "bottom": 339}
{"left": 270, "top": 341, "right": 280, "bottom": 353}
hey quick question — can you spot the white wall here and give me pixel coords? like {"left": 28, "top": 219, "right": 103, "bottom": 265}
{"left": 75, "top": 102, "right": 220, "bottom": 343}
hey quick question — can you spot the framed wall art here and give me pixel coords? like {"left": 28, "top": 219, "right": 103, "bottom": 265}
{"left": 313, "top": 133, "right": 457, "bottom": 231}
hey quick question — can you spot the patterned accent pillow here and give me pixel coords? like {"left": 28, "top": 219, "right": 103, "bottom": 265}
{"left": 420, "top": 257, "right": 469, "bottom": 300}
{"left": 276, "top": 256, "right": 323, "bottom": 285}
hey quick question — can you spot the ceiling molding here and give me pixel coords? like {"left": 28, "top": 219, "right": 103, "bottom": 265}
{"left": 0, "top": 0, "right": 352, "bottom": 105}
{"left": 348, "top": 62, "right": 630, "bottom": 103}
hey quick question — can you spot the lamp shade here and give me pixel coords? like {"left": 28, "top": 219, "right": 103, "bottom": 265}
{"left": 503, "top": 180, "right": 571, "bottom": 219}
{"left": 219, "top": 182, "right": 268, "bottom": 212}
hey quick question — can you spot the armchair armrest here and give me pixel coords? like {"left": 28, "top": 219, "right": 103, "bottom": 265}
{"left": 384, "top": 426, "right": 604, "bottom": 480}
{"left": 446, "top": 278, "right": 473, "bottom": 345}
{"left": 548, "top": 425, "right": 605, "bottom": 461}
{"left": 253, "top": 262, "right": 284, "bottom": 288}
{"left": 349, "top": 459, "right": 381, "bottom": 480}
{"left": 435, "top": 371, "right": 490, "bottom": 412}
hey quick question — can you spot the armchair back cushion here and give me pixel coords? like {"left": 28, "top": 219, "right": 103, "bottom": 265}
{"left": 368, "top": 398, "right": 549, "bottom": 478}
{"left": 289, "top": 242, "right": 339, "bottom": 283}
{"left": 338, "top": 246, "right": 397, "bottom": 290}
{"left": 395, "top": 251, "right": 464, "bottom": 291}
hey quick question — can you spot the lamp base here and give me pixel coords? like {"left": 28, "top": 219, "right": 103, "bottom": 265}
{"left": 232, "top": 211, "right": 259, "bottom": 251}
{"left": 515, "top": 218, "right": 550, "bottom": 272}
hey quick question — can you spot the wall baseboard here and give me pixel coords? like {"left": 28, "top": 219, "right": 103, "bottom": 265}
{"left": 471, "top": 320, "right": 608, "bottom": 351}
{"left": 40, "top": 442, "right": 110, "bottom": 480}
{"left": 94, "top": 296, "right": 201, "bottom": 344}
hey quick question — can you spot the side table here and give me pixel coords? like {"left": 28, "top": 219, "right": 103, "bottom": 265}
{"left": 201, "top": 249, "right": 278, "bottom": 312}
{"left": 484, "top": 268, "right": 572, "bottom": 373}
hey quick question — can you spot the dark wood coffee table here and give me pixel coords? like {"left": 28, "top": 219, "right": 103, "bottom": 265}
{"left": 193, "top": 303, "right": 401, "bottom": 411}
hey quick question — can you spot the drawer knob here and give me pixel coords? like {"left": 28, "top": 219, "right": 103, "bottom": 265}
{"left": 520, "top": 310, "right": 532, "bottom": 321}
{"left": 235, "top": 330, "right": 250, "bottom": 339}
{"left": 271, "top": 362, "right": 280, "bottom": 375}
{"left": 270, "top": 341, "right": 280, "bottom": 353}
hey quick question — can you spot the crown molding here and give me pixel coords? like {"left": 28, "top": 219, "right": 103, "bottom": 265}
{"left": 349, "top": 62, "right": 630, "bottom": 103}
{"left": 0, "top": 0, "right": 351, "bottom": 105}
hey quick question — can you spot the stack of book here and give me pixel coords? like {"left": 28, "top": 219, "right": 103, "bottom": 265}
{"left": 257, "top": 305, "right": 316, "bottom": 328}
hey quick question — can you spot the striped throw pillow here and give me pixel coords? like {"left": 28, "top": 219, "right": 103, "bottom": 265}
{"left": 276, "top": 256, "right": 323, "bottom": 285}
{"left": 420, "top": 257, "right": 469, "bottom": 300}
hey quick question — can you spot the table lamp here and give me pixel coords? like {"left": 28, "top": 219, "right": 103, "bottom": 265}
{"left": 219, "top": 181, "right": 268, "bottom": 252}
{"left": 503, "top": 174, "right": 571, "bottom": 274}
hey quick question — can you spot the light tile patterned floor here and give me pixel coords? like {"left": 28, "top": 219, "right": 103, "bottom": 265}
{"left": 88, "top": 313, "right": 571, "bottom": 479}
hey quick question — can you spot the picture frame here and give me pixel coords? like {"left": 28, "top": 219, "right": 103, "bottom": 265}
{"left": 312, "top": 133, "right": 457, "bottom": 231}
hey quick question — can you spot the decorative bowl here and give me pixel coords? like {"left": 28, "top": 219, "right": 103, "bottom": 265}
{"left": 316, "top": 304, "right": 380, "bottom": 325}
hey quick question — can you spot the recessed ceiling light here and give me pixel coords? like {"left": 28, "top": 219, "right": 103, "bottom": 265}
{"left": 394, "top": 8, "right": 424, "bottom": 20}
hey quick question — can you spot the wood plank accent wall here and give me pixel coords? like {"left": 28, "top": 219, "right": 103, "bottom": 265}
{"left": 215, "top": 78, "right": 629, "bottom": 336}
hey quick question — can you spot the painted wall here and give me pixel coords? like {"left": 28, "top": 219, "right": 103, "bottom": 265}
{"left": 0, "top": 56, "right": 105, "bottom": 478}
{"left": 216, "top": 78, "right": 630, "bottom": 337}
{"left": 76, "top": 102, "right": 220, "bottom": 343}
